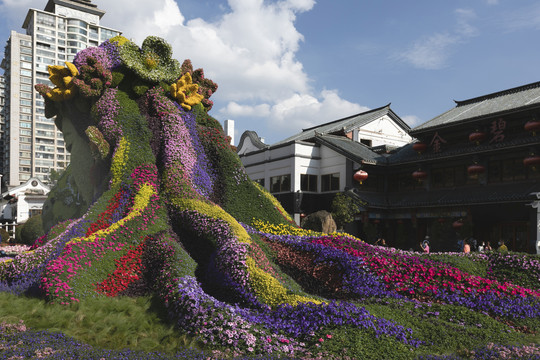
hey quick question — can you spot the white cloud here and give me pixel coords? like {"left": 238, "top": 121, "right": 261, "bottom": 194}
{"left": 455, "top": 8, "right": 478, "bottom": 37}
{"left": 396, "top": 8, "right": 478, "bottom": 70}
{"left": 1, "top": 0, "right": 371, "bottom": 142}
{"left": 398, "top": 33, "right": 459, "bottom": 70}
{"left": 222, "top": 102, "right": 271, "bottom": 118}
{"left": 501, "top": 3, "right": 540, "bottom": 31}
{"left": 220, "top": 89, "right": 368, "bottom": 135}
{"left": 402, "top": 115, "right": 423, "bottom": 128}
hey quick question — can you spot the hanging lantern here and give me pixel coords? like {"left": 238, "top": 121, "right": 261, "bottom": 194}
{"left": 412, "top": 142, "right": 428, "bottom": 154}
{"left": 412, "top": 170, "right": 428, "bottom": 182}
{"left": 524, "top": 120, "right": 540, "bottom": 136}
{"left": 523, "top": 155, "right": 540, "bottom": 170}
{"left": 452, "top": 219, "right": 464, "bottom": 229}
{"left": 468, "top": 131, "right": 486, "bottom": 145}
{"left": 353, "top": 170, "right": 368, "bottom": 184}
{"left": 467, "top": 163, "right": 485, "bottom": 179}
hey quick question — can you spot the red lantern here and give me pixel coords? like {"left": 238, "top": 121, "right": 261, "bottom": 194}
{"left": 523, "top": 155, "right": 540, "bottom": 169}
{"left": 467, "top": 164, "right": 485, "bottom": 179}
{"left": 468, "top": 131, "right": 486, "bottom": 145}
{"left": 412, "top": 142, "right": 428, "bottom": 154}
{"left": 354, "top": 170, "right": 368, "bottom": 184}
{"left": 524, "top": 120, "right": 540, "bottom": 135}
{"left": 452, "top": 220, "right": 464, "bottom": 229}
{"left": 412, "top": 170, "right": 428, "bottom": 182}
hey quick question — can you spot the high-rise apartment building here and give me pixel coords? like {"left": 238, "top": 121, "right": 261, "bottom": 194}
{"left": 0, "top": 0, "right": 120, "bottom": 188}
{"left": 0, "top": 74, "right": 5, "bottom": 178}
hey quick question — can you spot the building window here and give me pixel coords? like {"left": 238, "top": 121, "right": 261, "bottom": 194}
{"left": 360, "top": 139, "right": 372, "bottom": 147}
{"left": 270, "top": 174, "right": 291, "bottom": 193}
{"left": 300, "top": 174, "right": 317, "bottom": 192}
{"left": 29, "top": 209, "right": 42, "bottom": 218}
{"left": 321, "top": 173, "right": 340, "bottom": 192}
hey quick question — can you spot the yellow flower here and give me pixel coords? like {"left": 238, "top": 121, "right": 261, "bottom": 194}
{"left": 45, "top": 62, "right": 79, "bottom": 101}
{"left": 174, "top": 198, "right": 251, "bottom": 244}
{"left": 170, "top": 73, "right": 204, "bottom": 110}
{"left": 246, "top": 257, "right": 323, "bottom": 307}
{"left": 108, "top": 35, "right": 131, "bottom": 46}
{"left": 111, "top": 137, "right": 129, "bottom": 188}
{"left": 67, "top": 183, "right": 156, "bottom": 245}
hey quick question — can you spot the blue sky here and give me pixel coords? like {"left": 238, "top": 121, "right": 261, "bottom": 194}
{"left": 1, "top": 0, "right": 540, "bottom": 144}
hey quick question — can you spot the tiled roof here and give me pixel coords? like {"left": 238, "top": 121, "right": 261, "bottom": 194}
{"left": 314, "top": 134, "right": 386, "bottom": 164}
{"left": 352, "top": 181, "right": 539, "bottom": 209}
{"left": 387, "top": 132, "right": 540, "bottom": 165}
{"left": 411, "top": 81, "right": 540, "bottom": 134}
{"left": 272, "top": 104, "right": 409, "bottom": 146}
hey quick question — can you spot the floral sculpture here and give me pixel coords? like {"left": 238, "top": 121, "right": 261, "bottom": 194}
{"left": 0, "top": 36, "right": 538, "bottom": 359}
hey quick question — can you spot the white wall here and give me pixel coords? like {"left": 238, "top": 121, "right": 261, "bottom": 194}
{"left": 354, "top": 115, "right": 412, "bottom": 147}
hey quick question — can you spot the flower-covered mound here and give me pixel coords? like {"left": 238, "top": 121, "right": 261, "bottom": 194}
{"left": 2, "top": 35, "right": 539, "bottom": 360}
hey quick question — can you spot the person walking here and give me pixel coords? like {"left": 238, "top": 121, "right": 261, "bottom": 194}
{"left": 463, "top": 238, "right": 470, "bottom": 254}
{"left": 420, "top": 236, "right": 430, "bottom": 254}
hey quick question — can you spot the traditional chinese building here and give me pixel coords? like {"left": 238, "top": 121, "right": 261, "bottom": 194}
{"left": 237, "top": 104, "right": 412, "bottom": 224}
{"left": 239, "top": 81, "right": 540, "bottom": 254}
{"left": 354, "top": 81, "right": 540, "bottom": 253}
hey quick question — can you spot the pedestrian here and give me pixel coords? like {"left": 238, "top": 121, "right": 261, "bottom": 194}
{"left": 497, "top": 239, "right": 508, "bottom": 253}
{"left": 456, "top": 237, "right": 464, "bottom": 252}
{"left": 463, "top": 238, "right": 470, "bottom": 254}
{"left": 478, "top": 241, "right": 485, "bottom": 252}
{"left": 420, "top": 236, "right": 430, "bottom": 254}
{"left": 484, "top": 241, "right": 492, "bottom": 251}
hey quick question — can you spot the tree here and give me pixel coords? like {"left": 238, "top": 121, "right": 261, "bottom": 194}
{"left": 331, "top": 192, "right": 360, "bottom": 230}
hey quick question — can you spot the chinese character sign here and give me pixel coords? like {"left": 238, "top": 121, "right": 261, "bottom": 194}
{"left": 430, "top": 131, "right": 447, "bottom": 152}
{"left": 489, "top": 118, "right": 506, "bottom": 143}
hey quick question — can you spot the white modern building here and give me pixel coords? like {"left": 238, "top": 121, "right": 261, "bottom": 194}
{"left": 0, "top": 177, "right": 50, "bottom": 238}
{"left": 0, "top": 0, "right": 120, "bottom": 188}
{"left": 237, "top": 104, "right": 413, "bottom": 224}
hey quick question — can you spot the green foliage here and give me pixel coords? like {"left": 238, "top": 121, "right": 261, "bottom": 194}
{"left": 41, "top": 165, "right": 89, "bottom": 233}
{"left": 111, "top": 71, "right": 125, "bottom": 87}
{"left": 421, "top": 253, "right": 488, "bottom": 278}
{"left": 0, "top": 228, "right": 10, "bottom": 243}
{"left": 362, "top": 299, "right": 535, "bottom": 359}
{"left": 488, "top": 252, "right": 540, "bottom": 291}
{"left": 18, "top": 215, "right": 45, "bottom": 245}
{"left": 49, "top": 168, "right": 64, "bottom": 185}
{"left": 193, "top": 103, "right": 222, "bottom": 130}
{"left": 118, "top": 36, "right": 182, "bottom": 84}
{"left": 0, "top": 292, "right": 201, "bottom": 354}
{"left": 196, "top": 124, "right": 289, "bottom": 225}
{"left": 331, "top": 192, "right": 359, "bottom": 229}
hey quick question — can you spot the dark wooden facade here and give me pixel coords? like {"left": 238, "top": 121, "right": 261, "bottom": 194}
{"left": 351, "top": 82, "right": 540, "bottom": 253}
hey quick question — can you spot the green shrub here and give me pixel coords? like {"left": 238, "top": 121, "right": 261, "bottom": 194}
{"left": 19, "top": 215, "right": 45, "bottom": 245}
{"left": 0, "top": 227, "right": 10, "bottom": 243}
